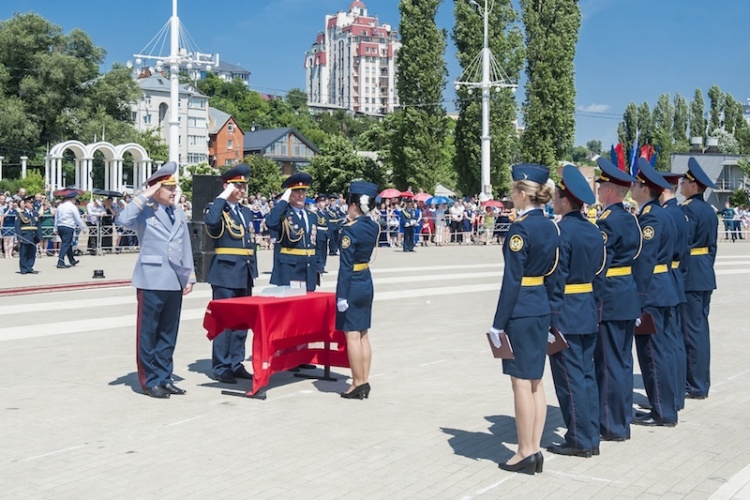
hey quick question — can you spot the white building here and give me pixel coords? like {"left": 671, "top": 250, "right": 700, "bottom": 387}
{"left": 305, "top": 1, "right": 401, "bottom": 116}
{"left": 131, "top": 75, "right": 210, "bottom": 166}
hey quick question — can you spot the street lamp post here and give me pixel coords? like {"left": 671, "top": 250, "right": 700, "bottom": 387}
{"left": 455, "top": 0, "right": 517, "bottom": 199}
{"left": 133, "top": 0, "right": 214, "bottom": 178}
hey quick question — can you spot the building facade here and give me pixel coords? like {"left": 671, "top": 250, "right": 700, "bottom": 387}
{"left": 243, "top": 127, "right": 319, "bottom": 176}
{"left": 208, "top": 107, "right": 244, "bottom": 168}
{"left": 305, "top": 1, "right": 401, "bottom": 116}
{"left": 131, "top": 75, "right": 210, "bottom": 166}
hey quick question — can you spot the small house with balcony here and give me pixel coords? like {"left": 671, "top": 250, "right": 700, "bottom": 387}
{"left": 242, "top": 127, "right": 319, "bottom": 176}
{"left": 208, "top": 107, "right": 244, "bottom": 168}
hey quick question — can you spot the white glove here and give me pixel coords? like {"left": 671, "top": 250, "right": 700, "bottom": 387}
{"left": 337, "top": 299, "right": 349, "bottom": 312}
{"left": 488, "top": 328, "right": 503, "bottom": 348}
{"left": 218, "top": 184, "right": 236, "bottom": 200}
{"left": 281, "top": 188, "right": 292, "bottom": 203}
{"left": 635, "top": 317, "right": 642, "bottom": 327}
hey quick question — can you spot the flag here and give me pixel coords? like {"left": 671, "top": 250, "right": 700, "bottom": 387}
{"left": 610, "top": 145, "right": 618, "bottom": 166}
{"left": 614, "top": 143, "right": 626, "bottom": 171}
{"left": 650, "top": 145, "right": 660, "bottom": 167}
{"left": 629, "top": 130, "right": 640, "bottom": 177}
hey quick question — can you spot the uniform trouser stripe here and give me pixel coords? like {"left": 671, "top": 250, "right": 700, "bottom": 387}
{"left": 595, "top": 320, "right": 635, "bottom": 439}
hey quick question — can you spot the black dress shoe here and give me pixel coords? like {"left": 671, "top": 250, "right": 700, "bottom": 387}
{"left": 57, "top": 263, "right": 71, "bottom": 269}
{"left": 232, "top": 366, "right": 253, "bottom": 379}
{"left": 144, "top": 386, "right": 171, "bottom": 399}
{"left": 340, "top": 383, "right": 370, "bottom": 400}
{"left": 685, "top": 392, "right": 708, "bottom": 400}
{"left": 601, "top": 435, "right": 628, "bottom": 442}
{"left": 534, "top": 451, "right": 544, "bottom": 473}
{"left": 592, "top": 447, "right": 600, "bottom": 456}
{"left": 217, "top": 373, "right": 237, "bottom": 384}
{"left": 163, "top": 383, "right": 186, "bottom": 395}
{"left": 498, "top": 454, "right": 537, "bottom": 475}
{"left": 632, "top": 414, "right": 677, "bottom": 427}
{"left": 546, "top": 444, "right": 593, "bottom": 458}
{"left": 71, "top": 259, "right": 80, "bottom": 266}
{"left": 29, "top": 270, "right": 39, "bottom": 274}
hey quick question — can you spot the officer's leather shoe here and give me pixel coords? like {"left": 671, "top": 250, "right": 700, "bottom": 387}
{"left": 71, "top": 259, "right": 80, "bottom": 266}
{"left": 217, "top": 373, "right": 237, "bottom": 384}
{"left": 631, "top": 414, "right": 677, "bottom": 427}
{"left": 232, "top": 366, "right": 253, "bottom": 379}
{"left": 29, "top": 270, "right": 39, "bottom": 274}
{"left": 686, "top": 392, "right": 708, "bottom": 400}
{"left": 601, "top": 435, "right": 628, "bottom": 442}
{"left": 163, "top": 383, "right": 186, "bottom": 395}
{"left": 145, "top": 386, "right": 171, "bottom": 399}
{"left": 57, "top": 263, "right": 71, "bottom": 269}
{"left": 592, "top": 447, "right": 600, "bottom": 456}
{"left": 546, "top": 444, "right": 593, "bottom": 458}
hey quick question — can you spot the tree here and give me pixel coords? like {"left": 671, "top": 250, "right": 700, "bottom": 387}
{"left": 672, "top": 93, "right": 689, "bottom": 143}
{"left": 707, "top": 84, "right": 723, "bottom": 132}
{"left": 710, "top": 127, "right": 739, "bottom": 154}
{"left": 689, "top": 88, "right": 706, "bottom": 141}
{"left": 520, "top": 0, "right": 581, "bottom": 167}
{"left": 389, "top": 0, "right": 452, "bottom": 192}
{"left": 651, "top": 94, "right": 674, "bottom": 171}
{"left": 453, "top": 0, "right": 523, "bottom": 196}
{"left": 245, "top": 155, "right": 284, "bottom": 197}
{"left": 586, "top": 140, "right": 602, "bottom": 155}
{"left": 618, "top": 102, "right": 638, "bottom": 150}
{"left": 306, "top": 135, "right": 385, "bottom": 195}
{"left": 285, "top": 88, "right": 308, "bottom": 111}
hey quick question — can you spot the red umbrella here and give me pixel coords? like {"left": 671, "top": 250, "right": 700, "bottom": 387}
{"left": 400, "top": 191, "right": 415, "bottom": 198}
{"left": 414, "top": 192, "right": 432, "bottom": 202}
{"left": 53, "top": 188, "right": 84, "bottom": 198}
{"left": 482, "top": 200, "right": 504, "bottom": 208}
{"left": 379, "top": 188, "right": 402, "bottom": 198}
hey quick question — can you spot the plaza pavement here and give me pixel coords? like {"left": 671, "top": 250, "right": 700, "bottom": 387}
{"left": 0, "top": 240, "right": 749, "bottom": 499}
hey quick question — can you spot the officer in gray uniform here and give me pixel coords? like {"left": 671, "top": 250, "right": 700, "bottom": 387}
{"left": 117, "top": 162, "right": 196, "bottom": 399}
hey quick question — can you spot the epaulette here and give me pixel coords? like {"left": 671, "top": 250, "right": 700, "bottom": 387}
{"left": 682, "top": 199, "right": 693, "bottom": 206}
{"left": 599, "top": 209, "right": 611, "bottom": 220}
{"left": 514, "top": 214, "right": 528, "bottom": 223}
{"left": 344, "top": 218, "right": 357, "bottom": 227}
{"left": 643, "top": 205, "right": 652, "bottom": 214}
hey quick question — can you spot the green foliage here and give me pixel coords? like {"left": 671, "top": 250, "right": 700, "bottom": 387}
{"left": 245, "top": 155, "right": 284, "bottom": 197}
{"left": 307, "top": 135, "right": 384, "bottom": 195}
{"left": 388, "top": 0, "right": 453, "bottom": 192}
{"left": 730, "top": 187, "right": 749, "bottom": 207}
{"left": 689, "top": 88, "right": 706, "bottom": 140}
{"left": 672, "top": 93, "right": 689, "bottom": 143}
{"left": 710, "top": 128, "right": 740, "bottom": 155}
{"left": 708, "top": 84, "right": 723, "bottom": 132}
{"left": 179, "top": 162, "right": 218, "bottom": 195}
{"left": 453, "top": 0, "right": 523, "bottom": 196}
{"left": 0, "top": 170, "right": 46, "bottom": 196}
{"left": 520, "top": 0, "right": 581, "bottom": 167}
{"left": 586, "top": 140, "right": 602, "bottom": 155}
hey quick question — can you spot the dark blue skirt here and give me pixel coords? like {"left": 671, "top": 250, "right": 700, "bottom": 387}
{"left": 502, "top": 315, "right": 550, "bottom": 380}
{"left": 335, "top": 281, "right": 374, "bottom": 332}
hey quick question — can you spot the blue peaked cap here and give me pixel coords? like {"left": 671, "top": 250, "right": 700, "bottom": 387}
{"left": 685, "top": 157, "right": 716, "bottom": 189}
{"left": 559, "top": 164, "right": 595, "bottom": 205}
{"left": 511, "top": 163, "right": 550, "bottom": 184}
{"left": 635, "top": 157, "right": 671, "bottom": 190}
{"left": 596, "top": 157, "right": 636, "bottom": 186}
{"left": 349, "top": 181, "right": 378, "bottom": 199}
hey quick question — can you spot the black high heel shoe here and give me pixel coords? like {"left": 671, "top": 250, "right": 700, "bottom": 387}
{"left": 340, "top": 383, "right": 370, "bottom": 400}
{"left": 534, "top": 451, "right": 544, "bottom": 473}
{"left": 498, "top": 453, "right": 537, "bottom": 475}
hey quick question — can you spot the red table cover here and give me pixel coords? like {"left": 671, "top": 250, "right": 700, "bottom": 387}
{"left": 203, "top": 291, "right": 349, "bottom": 395}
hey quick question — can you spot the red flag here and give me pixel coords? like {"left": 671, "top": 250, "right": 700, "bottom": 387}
{"left": 614, "top": 143, "right": 626, "bottom": 171}
{"left": 640, "top": 144, "right": 655, "bottom": 161}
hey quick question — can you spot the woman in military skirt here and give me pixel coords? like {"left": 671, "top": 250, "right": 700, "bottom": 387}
{"left": 489, "top": 164, "right": 560, "bottom": 474}
{"left": 336, "top": 181, "right": 380, "bottom": 400}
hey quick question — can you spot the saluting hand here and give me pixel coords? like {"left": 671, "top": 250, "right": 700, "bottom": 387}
{"left": 142, "top": 181, "right": 162, "bottom": 199}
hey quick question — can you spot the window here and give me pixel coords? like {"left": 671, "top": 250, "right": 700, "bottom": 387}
{"left": 187, "top": 153, "right": 207, "bottom": 164}
{"left": 144, "top": 114, "right": 152, "bottom": 125}
{"left": 227, "top": 139, "right": 233, "bottom": 150}
{"left": 227, "top": 123, "right": 235, "bottom": 133}
{"left": 188, "top": 117, "right": 206, "bottom": 128}
{"left": 188, "top": 135, "right": 204, "bottom": 146}
{"left": 189, "top": 97, "right": 206, "bottom": 109}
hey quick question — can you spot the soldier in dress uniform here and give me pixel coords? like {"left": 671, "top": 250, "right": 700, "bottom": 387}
{"left": 489, "top": 164, "right": 560, "bottom": 475}
{"left": 630, "top": 158, "right": 680, "bottom": 427}
{"left": 336, "top": 181, "right": 380, "bottom": 400}
{"left": 660, "top": 171, "right": 690, "bottom": 412}
{"left": 678, "top": 157, "right": 718, "bottom": 400}
{"left": 327, "top": 194, "right": 343, "bottom": 256}
{"left": 266, "top": 173, "right": 318, "bottom": 291}
{"left": 592, "top": 158, "right": 642, "bottom": 441}
{"left": 547, "top": 165, "right": 606, "bottom": 458}
{"left": 203, "top": 163, "right": 256, "bottom": 385}
{"left": 14, "top": 196, "right": 41, "bottom": 274}
{"left": 117, "top": 161, "right": 196, "bottom": 399}
{"left": 400, "top": 199, "right": 418, "bottom": 252}
{"left": 314, "top": 194, "right": 330, "bottom": 273}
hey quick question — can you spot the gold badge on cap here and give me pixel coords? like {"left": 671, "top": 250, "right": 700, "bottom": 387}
{"left": 509, "top": 235, "right": 524, "bottom": 252}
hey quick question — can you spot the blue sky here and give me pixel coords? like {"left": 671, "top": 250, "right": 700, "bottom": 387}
{"left": 2, "top": 0, "right": 749, "bottom": 148}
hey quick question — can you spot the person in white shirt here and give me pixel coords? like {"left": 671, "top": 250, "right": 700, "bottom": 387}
{"left": 54, "top": 192, "right": 87, "bottom": 268}
{"left": 85, "top": 198, "right": 105, "bottom": 254}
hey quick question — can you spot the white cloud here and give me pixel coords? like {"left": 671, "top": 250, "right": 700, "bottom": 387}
{"left": 577, "top": 103, "right": 611, "bottom": 113}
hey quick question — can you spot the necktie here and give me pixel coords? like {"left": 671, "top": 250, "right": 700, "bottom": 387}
{"left": 234, "top": 205, "right": 246, "bottom": 226}
{"left": 298, "top": 209, "right": 309, "bottom": 232}
{"left": 165, "top": 205, "right": 174, "bottom": 224}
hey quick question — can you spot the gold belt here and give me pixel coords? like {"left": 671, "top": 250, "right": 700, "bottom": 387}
{"left": 280, "top": 248, "right": 315, "bottom": 257}
{"left": 671, "top": 261, "right": 680, "bottom": 269}
{"left": 20, "top": 226, "right": 38, "bottom": 231}
{"left": 353, "top": 263, "right": 369, "bottom": 271}
{"left": 521, "top": 276, "right": 543, "bottom": 286}
{"left": 653, "top": 264, "right": 668, "bottom": 274}
{"left": 215, "top": 248, "right": 255, "bottom": 256}
{"left": 691, "top": 247, "right": 708, "bottom": 256}
{"left": 564, "top": 283, "right": 593, "bottom": 294}
{"left": 606, "top": 266, "right": 631, "bottom": 277}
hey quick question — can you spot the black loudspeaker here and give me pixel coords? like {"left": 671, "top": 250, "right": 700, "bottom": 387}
{"left": 191, "top": 175, "right": 224, "bottom": 222}
{"left": 193, "top": 251, "right": 214, "bottom": 283}
{"left": 188, "top": 222, "right": 214, "bottom": 253}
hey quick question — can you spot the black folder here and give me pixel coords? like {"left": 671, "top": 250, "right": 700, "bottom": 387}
{"left": 487, "top": 331, "right": 514, "bottom": 359}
